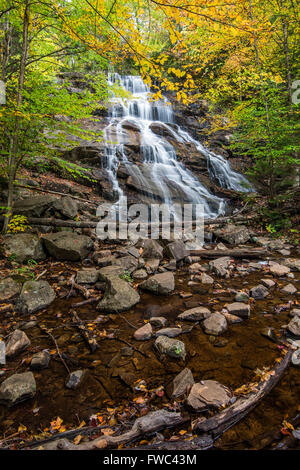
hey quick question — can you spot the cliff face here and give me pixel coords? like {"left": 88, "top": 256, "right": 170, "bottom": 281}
{"left": 57, "top": 73, "right": 251, "bottom": 209}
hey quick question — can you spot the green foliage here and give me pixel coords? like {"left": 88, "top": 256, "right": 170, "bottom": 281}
{"left": 119, "top": 271, "right": 133, "bottom": 283}
{"left": 7, "top": 215, "right": 31, "bottom": 233}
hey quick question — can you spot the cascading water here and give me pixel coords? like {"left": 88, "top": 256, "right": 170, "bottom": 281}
{"left": 103, "top": 73, "right": 251, "bottom": 218}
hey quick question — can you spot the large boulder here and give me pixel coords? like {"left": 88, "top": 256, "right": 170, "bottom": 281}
{"left": 214, "top": 224, "right": 250, "bottom": 245}
{"left": 3, "top": 233, "right": 46, "bottom": 263}
{"left": 172, "top": 368, "right": 195, "bottom": 398}
{"left": 0, "top": 372, "right": 36, "bottom": 406}
{"left": 5, "top": 329, "right": 31, "bottom": 358}
{"left": 97, "top": 276, "right": 140, "bottom": 313}
{"left": 13, "top": 195, "right": 57, "bottom": 217}
{"left": 202, "top": 313, "right": 228, "bottom": 335}
{"left": 187, "top": 380, "right": 232, "bottom": 411}
{"left": 42, "top": 232, "right": 93, "bottom": 261}
{"left": 0, "top": 277, "right": 21, "bottom": 302}
{"left": 52, "top": 196, "right": 78, "bottom": 219}
{"left": 164, "top": 240, "right": 188, "bottom": 261}
{"left": 154, "top": 336, "right": 186, "bottom": 360}
{"left": 139, "top": 272, "right": 175, "bottom": 295}
{"left": 16, "top": 280, "right": 56, "bottom": 314}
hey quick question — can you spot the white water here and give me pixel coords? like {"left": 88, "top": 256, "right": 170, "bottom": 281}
{"left": 103, "top": 73, "right": 251, "bottom": 218}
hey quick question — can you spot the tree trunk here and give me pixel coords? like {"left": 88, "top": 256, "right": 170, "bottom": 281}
{"left": 2, "top": 0, "right": 30, "bottom": 234}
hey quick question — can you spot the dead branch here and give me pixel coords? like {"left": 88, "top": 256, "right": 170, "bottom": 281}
{"left": 39, "top": 325, "right": 70, "bottom": 374}
{"left": 70, "top": 309, "right": 99, "bottom": 352}
{"left": 57, "top": 410, "right": 186, "bottom": 450}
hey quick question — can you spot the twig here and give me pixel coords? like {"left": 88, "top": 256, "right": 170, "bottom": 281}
{"left": 39, "top": 325, "right": 70, "bottom": 374}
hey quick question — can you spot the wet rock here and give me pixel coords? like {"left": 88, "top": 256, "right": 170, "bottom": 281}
{"left": 260, "top": 327, "right": 278, "bottom": 343}
{"left": 250, "top": 284, "right": 269, "bottom": 300}
{"left": 120, "top": 346, "right": 134, "bottom": 356}
{"left": 0, "top": 340, "right": 5, "bottom": 365}
{"left": 209, "top": 257, "right": 231, "bottom": 277}
{"left": 76, "top": 268, "right": 99, "bottom": 284}
{"left": 281, "top": 283, "right": 297, "bottom": 295}
{"left": 269, "top": 263, "right": 290, "bottom": 277}
{"left": 261, "top": 278, "right": 276, "bottom": 288}
{"left": 227, "top": 302, "right": 250, "bottom": 319}
{"left": 291, "top": 349, "right": 300, "bottom": 366}
{"left": 235, "top": 291, "right": 249, "bottom": 302}
{"left": 222, "top": 311, "right": 243, "bottom": 324}
{"left": 155, "top": 336, "right": 186, "bottom": 360}
{"left": 139, "top": 272, "right": 175, "bottom": 295}
{"left": 203, "top": 313, "right": 227, "bottom": 335}
{"left": 200, "top": 273, "right": 214, "bottom": 284}
{"left": 290, "top": 308, "right": 300, "bottom": 318}
{"left": 133, "top": 323, "right": 152, "bottom": 341}
{"left": 178, "top": 307, "right": 211, "bottom": 322}
{"left": 5, "top": 329, "right": 31, "bottom": 358}
{"left": 16, "top": 280, "right": 56, "bottom": 314}
{"left": 156, "top": 327, "right": 182, "bottom": 338}
{"left": 30, "top": 350, "right": 50, "bottom": 370}
{"left": 172, "top": 368, "right": 194, "bottom": 398}
{"left": 42, "top": 232, "right": 93, "bottom": 261}
{"left": 132, "top": 269, "right": 148, "bottom": 280}
{"left": 187, "top": 380, "right": 232, "bottom": 411}
{"left": 149, "top": 317, "right": 168, "bottom": 328}
{"left": 118, "top": 372, "right": 136, "bottom": 387}
{"left": 97, "top": 275, "right": 140, "bottom": 313}
{"left": 140, "top": 239, "right": 163, "bottom": 260}
{"left": 0, "top": 277, "right": 21, "bottom": 303}
{"left": 0, "top": 372, "right": 36, "bottom": 406}
{"left": 188, "top": 263, "right": 202, "bottom": 274}
{"left": 241, "top": 358, "right": 257, "bottom": 370}
{"left": 164, "top": 240, "right": 188, "bottom": 261}
{"left": 3, "top": 233, "right": 46, "bottom": 263}
{"left": 65, "top": 370, "right": 87, "bottom": 389}
{"left": 213, "top": 224, "right": 250, "bottom": 245}
{"left": 282, "top": 258, "right": 300, "bottom": 272}
{"left": 287, "top": 317, "right": 300, "bottom": 337}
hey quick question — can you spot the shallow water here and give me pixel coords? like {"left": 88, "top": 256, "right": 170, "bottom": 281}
{"left": 0, "top": 253, "right": 299, "bottom": 449}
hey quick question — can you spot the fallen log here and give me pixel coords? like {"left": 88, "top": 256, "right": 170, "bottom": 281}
{"left": 129, "top": 434, "right": 213, "bottom": 450}
{"left": 193, "top": 350, "right": 292, "bottom": 438}
{"left": 190, "top": 248, "right": 269, "bottom": 258}
{"left": 0, "top": 214, "right": 256, "bottom": 230}
{"left": 70, "top": 310, "right": 99, "bottom": 352}
{"left": 15, "top": 183, "right": 98, "bottom": 206}
{"left": 57, "top": 410, "right": 187, "bottom": 450}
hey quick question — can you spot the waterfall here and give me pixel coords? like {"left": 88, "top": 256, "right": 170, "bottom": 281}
{"left": 103, "top": 73, "right": 251, "bottom": 218}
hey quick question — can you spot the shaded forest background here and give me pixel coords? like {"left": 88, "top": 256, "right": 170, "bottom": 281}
{"left": 0, "top": 0, "right": 299, "bottom": 232}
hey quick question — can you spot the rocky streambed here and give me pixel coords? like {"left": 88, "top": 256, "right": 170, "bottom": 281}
{"left": 0, "top": 225, "right": 300, "bottom": 450}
